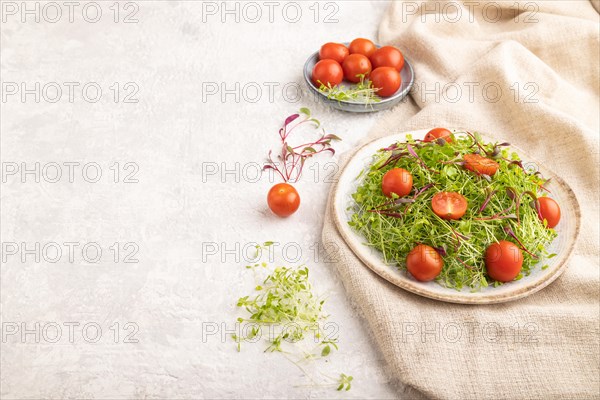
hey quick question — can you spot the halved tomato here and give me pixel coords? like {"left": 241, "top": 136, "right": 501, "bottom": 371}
{"left": 463, "top": 153, "right": 499, "bottom": 176}
{"left": 431, "top": 192, "right": 468, "bottom": 220}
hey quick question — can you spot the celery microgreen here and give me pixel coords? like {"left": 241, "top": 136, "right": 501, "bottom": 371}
{"left": 234, "top": 242, "right": 352, "bottom": 390}
{"left": 348, "top": 132, "right": 558, "bottom": 291}
{"left": 318, "top": 74, "right": 381, "bottom": 105}
{"left": 337, "top": 373, "right": 354, "bottom": 391}
{"left": 235, "top": 263, "right": 335, "bottom": 356}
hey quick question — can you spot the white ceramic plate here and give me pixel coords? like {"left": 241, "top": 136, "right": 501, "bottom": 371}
{"left": 332, "top": 129, "right": 581, "bottom": 304}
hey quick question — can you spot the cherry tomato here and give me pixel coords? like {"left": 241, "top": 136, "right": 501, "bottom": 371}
{"left": 370, "top": 67, "right": 401, "bottom": 97}
{"left": 406, "top": 244, "right": 444, "bottom": 282}
{"left": 463, "top": 153, "right": 500, "bottom": 176}
{"left": 370, "top": 46, "right": 404, "bottom": 71}
{"left": 537, "top": 197, "right": 561, "bottom": 228}
{"left": 267, "top": 183, "right": 300, "bottom": 217}
{"left": 348, "top": 38, "right": 377, "bottom": 57}
{"left": 424, "top": 128, "right": 453, "bottom": 143}
{"left": 431, "top": 192, "right": 468, "bottom": 220}
{"left": 342, "top": 54, "right": 372, "bottom": 83}
{"left": 381, "top": 168, "right": 413, "bottom": 198}
{"left": 311, "top": 59, "right": 343, "bottom": 87}
{"left": 485, "top": 241, "right": 523, "bottom": 282}
{"left": 319, "top": 42, "right": 349, "bottom": 64}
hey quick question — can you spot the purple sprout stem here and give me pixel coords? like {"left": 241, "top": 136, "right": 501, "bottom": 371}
{"left": 504, "top": 225, "right": 538, "bottom": 259}
{"left": 478, "top": 190, "right": 497, "bottom": 213}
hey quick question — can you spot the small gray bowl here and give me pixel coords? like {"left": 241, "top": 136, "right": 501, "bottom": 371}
{"left": 303, "top": 45, "right": 414, "bottom": 113}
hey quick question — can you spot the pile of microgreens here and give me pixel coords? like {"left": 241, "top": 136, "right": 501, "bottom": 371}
{"left": 349, "top": 132, "right": 558, "bottom": 291}
{"left": 233, "top": 242, "right": 352, "bottom": 391}
{"left": 263, "top": 108, "right": 341, "bottom": 183}
{"left": 318, "top": 74, "right": 381, "bottom": 105}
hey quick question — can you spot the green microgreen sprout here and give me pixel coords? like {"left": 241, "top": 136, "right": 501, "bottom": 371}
{"left": 233, "top": 242, "right": 352, "bottom": 391}
{"left": 337, "top": 373, "right": 354, "bottom": 391}
{"left": 318, "top": 74, "right": 381, "bottom": 105}
{"left": 348, "top": 132, "right": 558, "bottom": 291}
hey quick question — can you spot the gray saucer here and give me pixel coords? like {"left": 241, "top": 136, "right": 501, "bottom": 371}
{"left": 302, "top": 45, "right": 415, "bottom": 113}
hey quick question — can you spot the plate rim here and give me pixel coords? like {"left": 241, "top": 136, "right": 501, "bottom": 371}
{"left": 331, "top": 129, "right": 582, "bottom": 304}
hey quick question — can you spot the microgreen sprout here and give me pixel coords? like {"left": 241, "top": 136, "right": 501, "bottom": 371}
{"left": 233, "top": 242, "right": 352, "bottom": 391}
{"left": 235, "top": 262, "right": 333, "bottom": 356}
{"left": 337, "top": 373, "right": 354, "bottom": 391}
{"left": 318, "top": 74, "right": 381, "bottom": 105}
{"left": 349, "top": 132, "right": 557, "bottom": 290}
{"left": 503, "top": 225, "right": 538, "bottom": 259}
{"left": 369, "top": 183, "right": 435, "bottom": 219}
{"left": 263, "top": 108, "right": 341, "bottom": 183}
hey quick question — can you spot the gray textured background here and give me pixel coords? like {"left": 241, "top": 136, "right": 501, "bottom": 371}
{"left": 0, "top": 1, "right": 401, "bottom": 398}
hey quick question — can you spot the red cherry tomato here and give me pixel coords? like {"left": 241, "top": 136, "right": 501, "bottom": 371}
{"left": 370, "top": 67, "right": 401, "bottom": 97}
{"left": 267, "top": 183, "right": 300, "bottom": 217}
{"left": 424, "top": 128, "right": 453, "bottom": 143}
{"left": 312, "top": 59, "right": 343, "bottom": 87}
{"left": 431, "top": 192, "right": 468, "bottom": 220}
{"left": 381, "top": 168, "right": 413, "bottom": 198}
{"left": 463, "top": 153, "right": 500, "bottom": 176}
{"left": 406, "top": 244, "right": 444, "bottom": 282}
{"left": 348, "top": 38, "right": 377, "bottom": 57}
{"left": 342, "top": 54, "right": 372, "bottom": 83}
{"left": 537, "top": 197, "right": 561, "bottom": 228}
{"left": 485, "top": 241, "right": 523, "bottom": 282}
{"left": 370, "top": 46, "right": 405, "bottom": 71}
{"left": 319, "top": 42, "right": 349, "bottom": 64}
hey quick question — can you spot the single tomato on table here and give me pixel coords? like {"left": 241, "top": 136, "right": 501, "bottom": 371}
{"left": 485, "top": 240, "right": 523, "bottom": 282}
{"left": 463, "top": 153, "right": 500, "bottom": 176}
{"left": 348, "top": 38, "right": 377, "bottom": 57}
{"left": 342, "top": 54, "right": 372, "bottom": 83}
{"left": 312, "top": 59, "right": 343, "bottom": 87}
{"left": 267, "top": 183, "right": 300, "bottom": 217}
{"left": 370, "top": 46, "right": 404, "bottom": 71}
{"left": 424, "top": 128, "right": 453, "bottom": 143}
{"left": 406, "top": 244, "right": 444, "bottom": 282}
{"left": 431, "top": 192, "right": 468, "bottom": 220}
{"left": 370, "top": 67, "right": 401, "bottom": 97}
{"left": 537, "top": 196, "right": 561, "bottom": 228}
{"left": 319, "top": 42, "right": 349, "bottom": 64}
{"left": 381, "top": 168, "right": 413, "bottom": 198}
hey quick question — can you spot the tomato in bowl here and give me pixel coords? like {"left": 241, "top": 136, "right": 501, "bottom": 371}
{"left": 303, "top": 41, "right": 414, "bottom": 113}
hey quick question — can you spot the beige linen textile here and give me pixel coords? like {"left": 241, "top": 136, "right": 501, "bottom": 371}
{"left": 322, "top": 1, "right": 600, "bottom": 399}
